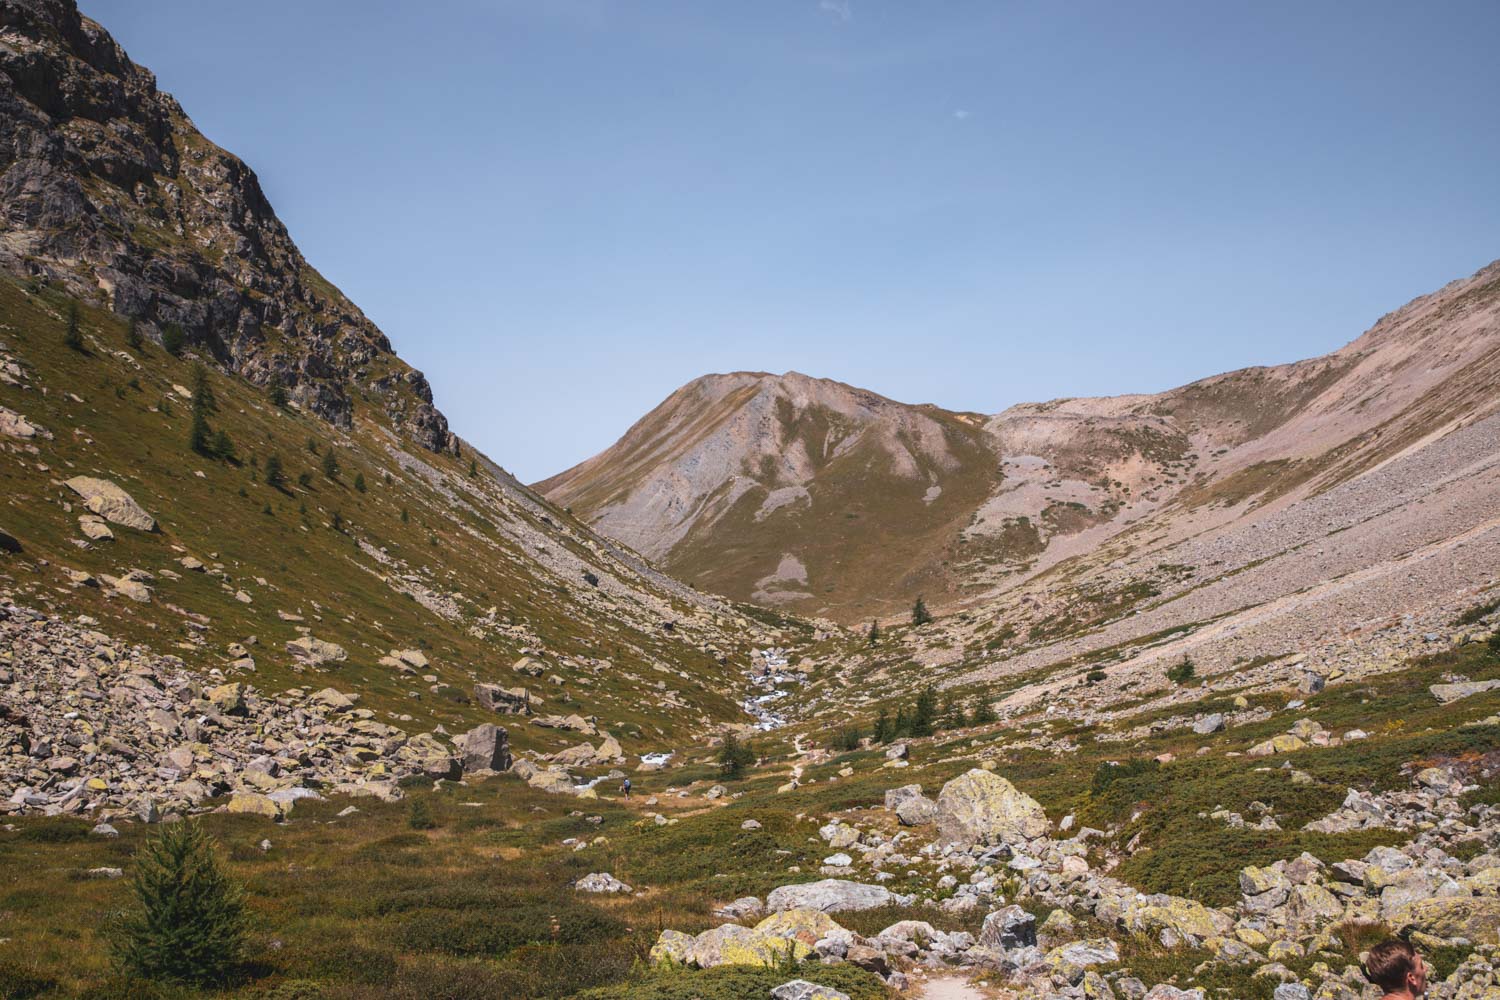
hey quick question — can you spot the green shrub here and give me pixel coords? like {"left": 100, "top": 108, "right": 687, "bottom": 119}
{"left": 407, "top": 798, "right": 436, "bottom": 830}
{"left": 161, "top": 323, "right": 185, "bottom": 356}
{"left": 717, "top": 733, "right": 755, "bottom": 779}
{"left": 281, "top": 941, "right": 397, "bottom": 985}
{"left": 1087, "top": 669, "right": 1107, "bottom": 684}
{"left": 1166, "top": 657, "right": 1196, "bottom": 685}
{"left": 107, "top": 818, "right": 248, "bottom": 985}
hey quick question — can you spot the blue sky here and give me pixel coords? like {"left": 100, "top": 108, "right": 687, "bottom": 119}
{"left": 88, "top": 1, "right": 1500, "bottom": 483}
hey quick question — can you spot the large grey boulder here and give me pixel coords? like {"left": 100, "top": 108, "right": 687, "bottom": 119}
{"left": 979, "top": 904, "right": 1037, "bottom": 950}
{"left": 1431, "top": 679, "right": 1500, "bottom": 703}
{"left": 64, "top": 476, "right": 156, "bottom": 531}
{"left": 457, "top": 723, "right": 511, "bottom": 773}
{"left": 935, "top": 768, "right": 1050, "bottom": 846}
{"left": 475, "top": 683, "right": 531, "bottom": 715}
{"left": 772, "top": 981, "right": 851, "bottom": 1000}
{"left": 766, "top": 879, "right": 908, "bottom": 913}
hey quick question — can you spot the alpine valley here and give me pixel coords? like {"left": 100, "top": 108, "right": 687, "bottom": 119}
{"left": 1, "top": 3, "right": 1498, "bottom": 1000}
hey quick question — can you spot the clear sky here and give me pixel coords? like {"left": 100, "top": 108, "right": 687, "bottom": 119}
{"left": 87, "top": 1, "right": 1500, "bottom": 483}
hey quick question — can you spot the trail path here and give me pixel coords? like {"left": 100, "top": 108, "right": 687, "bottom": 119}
{"left": 912, "top": 975, "right": 991, "bottom": 999}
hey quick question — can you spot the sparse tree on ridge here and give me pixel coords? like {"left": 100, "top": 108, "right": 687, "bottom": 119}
{"left": 64, "top": 301, "right": 83, "bottom": 351}
{"left": 911, "top": 595, "right": 932, "bottom": 626}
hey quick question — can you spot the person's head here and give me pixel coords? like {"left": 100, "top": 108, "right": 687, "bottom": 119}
{"left": 1365, "top": 939, "right": 1427, "bottom": 996}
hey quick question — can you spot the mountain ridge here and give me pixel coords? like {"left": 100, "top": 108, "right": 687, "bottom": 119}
{"left": 541, "top": 259, "right": 1500, "bottom": 622}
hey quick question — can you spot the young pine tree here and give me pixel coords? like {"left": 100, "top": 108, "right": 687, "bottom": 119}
{"left": 867, "top": 619, "right": 880, "bottom": 645}
{"left": 354, "top": 472, "right": 366, "bottom": 493}
{"left": 190, "top": 362, "right": 217, "bottom": 413}
{"left": 210, "top": 429, "right": 236, "bottom": 462}
{"left": 321, "top": 448, "right": 339, "bottom": 479}
{"left": 911, "top": 686, "right": 938, "bottom": 737}
{"left": 264, "top": 453, "right": 285, "bottom": 489}
{"left": 64, "top": 301, "right": 84, "bottom": 351}
{"left": 718, "top": 732, "right": 755, "bottom": 778}
{"left": 108, "top": 819, "right": 248, "bottom": 985}
{"left": 911, "top": 595, "right": 932, "bottom": 626}
{"left": 267, "top": 374, "right": 288, "bottom": 408}
{"left": 872, "top": 708, "right": 893, "bottom": 743}
{"left": 161, "top": 322, "right": 185, "bottom": 357}
{"left": 125, "top": 316, "right": 143, "bottom": 350}
{"left": 969, "top": 694, "right": 998, "bottom": 725}
{"left": 188, "top": 397, "right": 212, "bottom": 456}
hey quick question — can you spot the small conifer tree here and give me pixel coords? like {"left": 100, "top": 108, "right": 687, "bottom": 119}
{"left": 867, "top": 619, "right": 880, "bottom": 645}
{"left": 188, "top": 398, "right": 212, "bottom": 455}
{"left": 267, "top": 374, "right": 287, "bottom": 408}
{"left": 400, "top": 506, "right": 409, "bottom": 524}
{"left": 210, "top": 429, "right": 235, "bottom": 462}
{"left": 911, "top": 685, "right": 938, "bottom": 737}
{"left": 264, "top": 454, "right": 285, "bottom": 489}
{"left": 108, "top": 819, "right": 247, "bottom": 985}
{"left": 969, "top": 693, "right": 997, "bottom": 725}
{"left": 161, "top": 322, "right": 185, "bottom": 357}
{"left": 468, "top": 458, "right": 478, "bottom": 477}
{"left": 911, "top": 596, "right": 932, "bottom": 626}
{"left": 190, "top": 362, "right": 216, "bottom": 413}
{"left": 321, "top": 448, "right": 338, "bottom": 479}
{"left": 354, "top": 472, "right": 366, "bottom": 493}
{"left": 64, "top": 301, "right": 84, "bottom": 351}
{"left": 125, "top": 316, "right": 143, "bottom": 350}
{"left": 717, "top": 732, "right": 755, "bottom": 778}
{"left": 331, "top": 510, "right": 344, "bottom": 532}
{"left": 872, "top": 708, "right": 893, "bottom": 743}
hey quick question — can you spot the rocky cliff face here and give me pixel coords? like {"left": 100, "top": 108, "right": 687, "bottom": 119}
{"left": 0, "top": 0, "right": 454, "bottom": 451}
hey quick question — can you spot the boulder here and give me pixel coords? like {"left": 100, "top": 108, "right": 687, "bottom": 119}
{"left": 64, "top": 476, "right": 156, "bottom": 531}
{"left": 456, "top": 723, "right": 511, "bottom": 773}
{"left": 0, "top": 525, "right": 20, "bottom": 553}
{"left": 689, "top": 923, "right": 811, "bottom": 968}
{"left": 1431, "top": 680, "right": 1500, "bottom": 703}
{"left": 1192, "top": 713, "right": 1225, "bottom": 735}
{"left": 287, "top": 636, "right": 347, "bottom": 665}
{"left": 935, "top": 768, "right": 1050, "bottom": 846}
{"left": 1389, "top": 896, "right": 1500, "bottom": 943}
{"left": 767, "top": 879, "right": 908, "bottom": 913}
{"left": 980, "top": 904, "right": 1037, "bottom": 950}
{"left": 1044, "top": 938, "right": 1120, "bottom": 984}
{"left": 755, "top": 909, "right": 846, "bottom": 947}
{"left": 649, "top": 929, "right": 695, "bottom": 966}
{"left": 207, "top": 682, "right": 247, "bottom": 716}
{"left": 576, "top": 872, "right": 632, "bottom": 894}
{"left": 771, "top": 981, "right": 850, "bottom": 1000}
{"left": 227, "top": 792, "right": 285, "bottom": 820}
{"left": 475, "top": 683, "right": 531, "bottom": 715}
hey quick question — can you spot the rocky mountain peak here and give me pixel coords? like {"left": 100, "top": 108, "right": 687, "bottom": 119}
{"left": 0, "top": 0, "right": 455, "bottom": 451}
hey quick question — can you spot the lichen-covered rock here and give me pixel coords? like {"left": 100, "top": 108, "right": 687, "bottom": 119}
{"left": 649, "top": 929, "right": 695, "bottom": 966}
{"left": 754, "top": 909, "right": 846, "bottom": 947}
{"left": 771, "top": 980, "right": 851, "bottom": 1000}
{"left": 935, "top": 768, "right": 1050, "bottom": 846}
{"left": 1389, "top": 896, "right": 1500, "bottom": 943}
{"left": 1044, "top": 938, "right": 1120, "bottom": 984}
{"left": 64, "top": 477, "right": 156, "bottom": 531}
{"left": 287, "top": 636, "right": 348, "bottom": 665}
{"left": 766, "top": 879, "right": 906, "bottom": 913}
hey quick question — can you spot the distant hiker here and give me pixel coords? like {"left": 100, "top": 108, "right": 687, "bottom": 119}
{"left": 620, "top": 777, "right": 631, "bottom": 799}
{"left": 1364, "top": 939, "right": 1427, "bottom": 999}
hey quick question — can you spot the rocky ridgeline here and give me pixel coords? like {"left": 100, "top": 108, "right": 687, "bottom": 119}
{"left": 648, "top": 767, "right": 1500, "bottom": 999}
{"left": 0, "top": 0, "right": 454, "bottom": 450}
{"left": 0, "top": 599, "right": 511, "bottom": 822}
